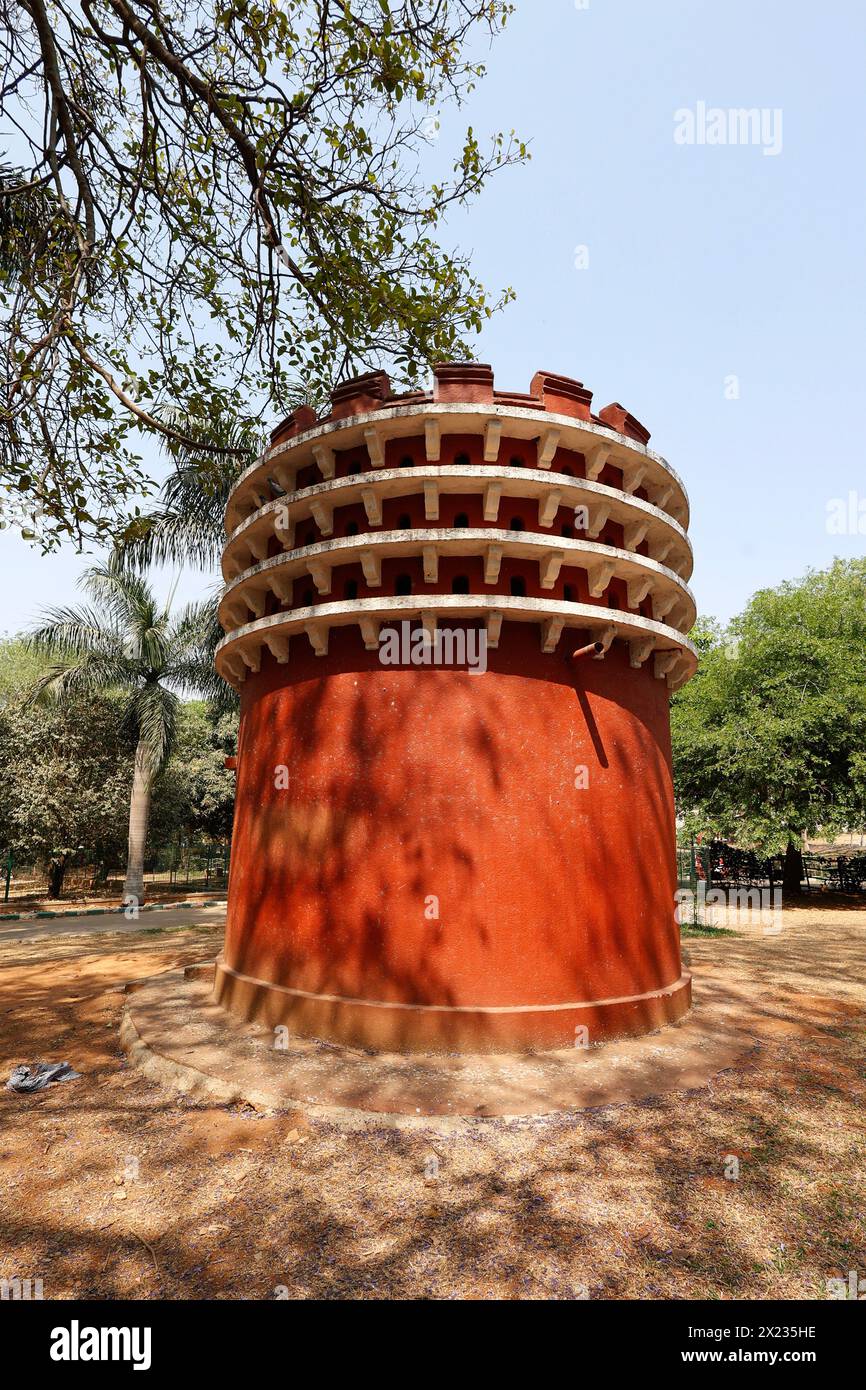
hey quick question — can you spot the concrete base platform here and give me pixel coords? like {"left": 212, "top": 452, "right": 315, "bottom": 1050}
{"left": 213, "top": 956, "right": 693, "bottom": 1052}
{"left": 122, "top": 963, "right": 757, "bottom": 1124}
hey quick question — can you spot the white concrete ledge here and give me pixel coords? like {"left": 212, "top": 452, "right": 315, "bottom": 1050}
{"left": 221, "top": 464, "right": 694, "bottom": 584}
{"left": 225, "top": 402, "right": 689, "bottom": 533}
{"left": 217, "top": 528, "right": 697, "bottom": 637}
{"left": 214, "top": 594, "right": 698, "bottom": 694}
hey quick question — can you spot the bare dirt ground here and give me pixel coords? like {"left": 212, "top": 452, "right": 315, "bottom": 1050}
{"left": 0, "top": 903, "right": 864, "bottom": 1301}
{"left": 0, "top": 889, "right": 225, "bottom": 917}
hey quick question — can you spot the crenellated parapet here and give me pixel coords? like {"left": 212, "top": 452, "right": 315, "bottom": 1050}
{"left": 215, "top": 363, "right": 697, "bottom": 695}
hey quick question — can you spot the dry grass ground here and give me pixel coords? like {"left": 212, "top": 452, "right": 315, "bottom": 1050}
{"left": 0, "top": 904, "right": 864, "bottom": 1301}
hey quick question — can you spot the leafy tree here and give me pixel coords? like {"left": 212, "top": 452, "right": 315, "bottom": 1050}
{"left": 0, "top": 636, "right": 51, "bottom": 701}
{"left": 671, "top": 559, "right": 866, "bottom": 891}
{"left": 25, "top": 559, "right": 222, "bottom": 902}
{"left": 0, "top": 639, "right": 236, "bottom": 894}
{"left": 0, "top": 683, "right": 133, "bottom": 896}
{"left": 0, "top": 1, "right": 525, "bottom": 546}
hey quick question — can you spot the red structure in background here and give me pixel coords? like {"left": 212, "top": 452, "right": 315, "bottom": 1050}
{"left": 213, "top": 365, "right": 698, "bottom": 1050}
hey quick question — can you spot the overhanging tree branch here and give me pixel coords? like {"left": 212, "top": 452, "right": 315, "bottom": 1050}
{"left": 1, "top": 0, "right": 526, "bottom": 547}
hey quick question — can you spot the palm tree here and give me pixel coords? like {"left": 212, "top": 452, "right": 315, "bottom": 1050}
{"left": 26, "top": 557, "right": 223, "bottom": 904}
{"left": 119, "top": 411, "right": 257, "bottom": 574}
{"left": 118, "top": 388, "right": 326, "bottom": 575}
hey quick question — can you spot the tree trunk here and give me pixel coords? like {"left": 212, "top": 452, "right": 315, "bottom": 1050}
{"left": 123, "top": 738, "right": 155, "bottom": 906}
{"left": 48, "top": 856, "right": 68, "bottom": 899}
{"left": 782, "top": 838, "right": 804, "bottom": 897}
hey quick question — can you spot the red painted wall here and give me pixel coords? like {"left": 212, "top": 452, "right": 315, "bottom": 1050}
{"left": 218, "top": 623, "right": 688, "bottom": 1050}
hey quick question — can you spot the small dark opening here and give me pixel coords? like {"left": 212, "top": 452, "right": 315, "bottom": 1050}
{"left": 395, "top": 574, "right": 413, "bottom": 596}
{"left": 608, "top": 594, "right": 620, "bottom": 610}
{"left": 564, "top": 584, "right": 574, "bottom": 602}
{"left": 302, "top": 588, "right": 314, "bottom": 606}
{"left": 304, "top": 530, "right": 316, "bottom": 546}
{"left": 344, "top": 579, "right": 358, "bottom": 600}
{"left": 509, "top": 517, "right": 525, "bottom": 532}
{"left": 510, "top": 576, "right": 526, "bottom": 597}
{"left": 347, "top": 461, "right": 362, "bottom": 475}
{"left": 345, "top": 521, "right": 359, "bottom": 536}
{"left": 452, "top": 575, "right": 470, "bottom": 594}
{"left": 454, "top": 452, "right": 471, "bottom": 468}
{"left": 561, "top": 523, "right": 573, "bottom": 538}
{"left": 399, "top": 455, "right": 414, "bottom": 469}
{"left": 454, "top": 513, "right": 469, "bottom": 528}
{"left": 510, "top": 456, "right": 525, "bottom": 469}
{"left": 397, "top": 513, "right": 412, "bottom": 529}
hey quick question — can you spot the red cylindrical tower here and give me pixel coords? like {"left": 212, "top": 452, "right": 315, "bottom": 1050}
{"left": 214, "top": 365, "right": 697, "bottom": 1051}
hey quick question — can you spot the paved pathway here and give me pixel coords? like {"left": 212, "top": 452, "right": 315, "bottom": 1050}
{"left": 0, "top": 902, "right": 226, "bottom": 944}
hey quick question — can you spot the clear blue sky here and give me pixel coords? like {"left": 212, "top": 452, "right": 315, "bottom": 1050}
{"left": 2, "top": 0, "right": 864, "bottom": 635}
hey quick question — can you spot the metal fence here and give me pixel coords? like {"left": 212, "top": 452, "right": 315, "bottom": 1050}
{"left": 677, "top": 839, "right": 866, "bottom": 894}
{"left": 2, "top": 841, "right": 230, "bottom": 903}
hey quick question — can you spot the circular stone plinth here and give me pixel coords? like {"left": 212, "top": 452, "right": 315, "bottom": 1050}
{"left": 121, "top": 963, "right": 756, "bottom": 1124}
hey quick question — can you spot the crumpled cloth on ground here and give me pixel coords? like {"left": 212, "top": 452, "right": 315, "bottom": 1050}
{"left": 6, "top": 1062, "right": 81, "bottom": 1093}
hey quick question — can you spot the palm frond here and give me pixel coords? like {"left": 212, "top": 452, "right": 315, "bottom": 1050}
{"left": 80, "top": 557, "right": 175, "bottom": 672}
{"left": 165, "top": 592, "right": 237, "bottom": 711}
{"left": 121, "top": 682, "right": 179, "bottom": 776}
{"left": 24, "top": 652, "right": 135, "bottom": 706}
{"left": 118, "top": 409, "right": 257, "bottom": 573}
{"left": 0, "top": 163, "right": 77, "bottom": 284}
{"left": 25, "top": 604, "right": 122, "bottom": 661}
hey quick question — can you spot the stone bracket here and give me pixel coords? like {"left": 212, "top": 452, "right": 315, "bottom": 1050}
{"left": 246, "top": 588, "right": 267, "bottom": 618}
{"left": 485, "top": 543, "right": 503, "bottom": 584}
{"left": 593, "top": 623, "right": 617, "bottom": 659}
{"left": 268, "top": 571, "right": 294, "bottom": 603}
{"left": 624, "top": 520, "right": 649, "bottom": 551}
{"left": 483, "top": 481, "right": 503, "bottom": 522}
{"left": 311, "top": 443, "right": 336, "bottom": 480}
{"left": 247, "top": 534, "right": 269, "bottom": 562}
{"left": 424, "top": 417, "right": 441, "bottom": 462}
{"left": 629, "top": 636, "right": 655, "bottom": 669}
{"left": 307, "top": 559, "right": 332, "bottom": 595}
{"left": 422, "top": 545, "right": 439, "bottom": 583}
{"left": 483, "top": 418, "right": 502, "bottom": 462}
{"left": 360, "top": 549, "right": 382, "bottom": 587}
{"left": 305, "top": 621, "right": 329, "bottom": 657}
{"left": 584, "top": 443, "right": 611, "bottom": 481}
{"left": 586, "top": 502, "right": 611, "bottom": 539}
{"left": 309, "top": 499, "right": 334, "bottom": 536}
{"left": 654, "top": 650, "right": 680, "bottom": 680}
{"left": 623, "top": 462, "right": 648, "bottom": 495}
{"left": 539, "top": 550, "right": 565, "bottom": 590}
{"left": 587, "top": 559, "right": 616, "bottom": 597}
{"left": 361, "top": 488, "right": 383, "bottom": 525}
{"left": 264, "top": 634, "right": 290, "bottom": 664}
{"left": 359, "top": 617, "right": 381, "bottom": 651}
{"left": 541, "top": 615, "right": 565, "bottom": 653}
{"left": 538, "top": 488, "right": 562, "bottom": 528}
{"left": 363, "top": 426, "right": 385, "bottom": 469}
{"left": 627, "top": 575, "right": 653, "bottom": 609}
{"left": 485, "top": 610, "right": 503, "bottom": 648}
{"left": 537, "top": 428, "right": 561, "bottom": 469}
